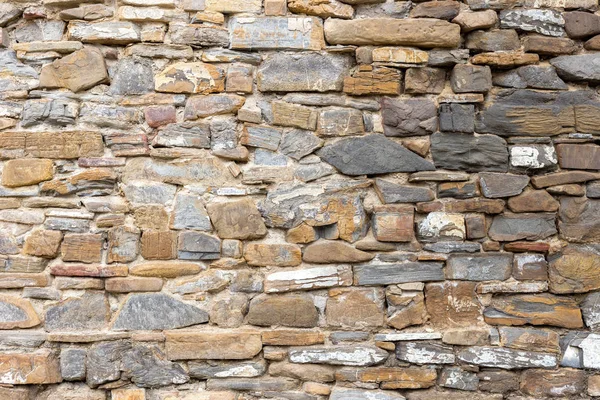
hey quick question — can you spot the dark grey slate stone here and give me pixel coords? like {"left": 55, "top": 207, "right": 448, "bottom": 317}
{"left": 178, "top": 231, "right": 221, "bottom": 260}
{"left": 431, "top": 132, "right": 508, "bottom": 172}
{"left": 479, "top": 172, "right": 529, "bottom": 198}
{"left": 439, "top": 103, "right": 474, "bottom": 133}
{"left": 112, "top": 293, "right": 208, "bottom": 331}
{"left": 317, "top": 134, "right": 435, "bottom": 176}
{"left": 354, "top": 262, "right": 445, "bottom": 286}
{"left": 374, "top": 178, "right": 435, "bottom": 203}
{"left": 489, "top": 213, "right": 557, "bottom": 241}
{"left": 466, "top": 29, "right": 520, "bottom": 51}
{"left": 110, "top": 57, "right": 154, "bottom": 95}
{"left": 87, "top": 340, "right": 131, "bottom": 387}
{"left": 446, "top": 253, "right": 513, "bottom": 281}
{"left": 587, "top": 181, "right": 600, "bottom": 198}
{"left": 516, "top": 65, "right": 568, "bottom": 90}
{"left": 122, "top": 344, "right": 189, "bottom": 387}
{"left": 279, "top": 129, "right": 323, "bottom": 160}
{"left": 450, "top": 64, "right": 492, "bottom": 93}
{"left": 428, "top": 49, "right": 469, "bottom": 67}
{"left": 550, "top": 54, "right": 600, "bottom": 83}
{"left": 382, "top": 98, "right": 438, "bottom": 137}
{"left": 61, "top": 348, "right": 87, "bottom": 381}
{"left": 458, "top": 346, "right": 558, "bottom": 369}
{"left": 45, "top": 291, "right": 108, "bottom": 332}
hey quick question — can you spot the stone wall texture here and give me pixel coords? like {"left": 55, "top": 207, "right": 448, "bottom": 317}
{"left": 1, "top": 0, "right": 600, "bottom": 399}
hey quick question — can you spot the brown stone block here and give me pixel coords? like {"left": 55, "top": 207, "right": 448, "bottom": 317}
{"left": 0, "top": 350, "right": 61, "bottom": 384}
{"left": 165, "top": 330, "right": 262, "bottom": 360}
{"left": 141, "top": 230, "right": 178, "bottom": 260}
{"left": 261, "top": 330, "right": 325, "bottom": 346}
{"left": 61, "top": 233, "right": 104, "bottom": 263}
{"left": 50, "top": 264, "right": 128, "bottom": 277}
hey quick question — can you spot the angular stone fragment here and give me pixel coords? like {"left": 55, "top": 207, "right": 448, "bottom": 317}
{"left": 513, "top": 253, "right": 548, "bottom": 280}
{"left": 324, "top": 18, "right": 461, "bottom": 48}
{"left": 375, "top": 179, "right": 435, "bottom": 204}
{"left": 68, "top": 21, "right": 141, "bottom": 44}
{"left": 290, "top": 346, "right": 388, "bottom": 366}
{"left": 177, "top": 231, "right": 221, "bottom": 260}
{"left": 418, "top": 212, "right": 465, "bottom": 241}
{"left": 431, "top": 132, "right": 508, "bottom": 172}
{"left": 450, "top": 64, "right": 492, "bottom": 93}
{"left": 230, "top": 17, "right": 325, "bottom": 50}
{"left": 510, "top": 143, "right": 558, "bottom": 171}
{"left": 258, "top": 52, "right": 352, "bottom": 92}
{"left": 532, "top": 171, "right": 600, "bottom": 188}
{"left": 21, "top": 98, "right": 79, "bottom": 128}
{"left": 45, "top": 291, "right": 109, "bottom": 331}
{"left": 59, "top": 4, "right": 114, "bottom": 21}
{"left": 165, "top": 331, "right": 262, "bottom": 360}
{"left": 508, "top": 190, "right": 559, "bottom": 212}
{"left": 60, "top": 348, "right": 86, "bottom": 381}
{"left": 247, "top": 294, "right": 318, "bottom": 327}
{"left": 170, "top": 193, "right": 211, "bottom": 231}
{"left": 439, "top": 367, "right": 479, "bottom": 391}
{"left": 112, "top": 293, "right": 208, "bottom": 331}
{"left": 484, "top": 293, "right": 583, "bottom": 328}
{"left": 265, "top": 265, "right": 353, "bottom": 293}
{"left": 372, "top": 205, "right": 414, "bottom": 242}
{"left": 206, "top": 199, "right": 267, "bottom": 240}
{"left": 500, "top": 9, "right": 565, "bottom": 37}
{"left": 318, "top": 134, "right": 434, "bottom": 176}
{"left": 0, "top": 350, "right": 61, "bottom": 384}
{"left": 355, "top": 262, "right": 444, "bottom": 285}
{"left": 479, "top": 172, "right": 529, "bottom": 198}
{"left": 155, "top": 62, "right": 224, "bottom": 94}
{"left": 279, "top": 129, "right": 322, "bottom": 160}
{"left": 458, "top": 346, "right": 557, "bottom": 369}
{"left": 317, "top": 107, "right": 364, "bottom": 137}
{"left": 411, "top": 0, "right": 459, "bottom": 20}
{"left": 488, "top": 213, "right": 556, "bottom": 241}
{"left": 107, "top": 226, "right": 139, "bottom": 263}
{"left": 39, "top": 47, "right": 107, "bottom": 92}
{"left": 0, "top": 295, "right": 40, "bottom": 329}
{"left": 382, "top": 98, "right": 437, "bottom": 137}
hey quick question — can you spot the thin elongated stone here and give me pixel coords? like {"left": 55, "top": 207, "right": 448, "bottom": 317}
{"left": 458, "top": 346, "right": 557, "bottom": 369}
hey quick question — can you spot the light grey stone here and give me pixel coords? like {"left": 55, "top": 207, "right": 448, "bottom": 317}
{"left": 171, "top": 193, "right": 211, "bottom": 231}
{"left": 458, "top": 346, "right": 558, "bottom": 369}
{"left": 446, "top": 253, "right": 513, "bottom": 281}
{"left": 189, "top": 360, "right": 266, "bottom": 379}
{"left": 396, "top": 342, "right": 456, "bottom": 364}
{"left": 110, "top": 57, "right": 154, "bottom": 95}
{"left": 15, "top": 20, "right": 65, "bottom": 42}
{"left": 122, "top": 344, "right": 189, "bottom": 387}
{"left": 122, "top": 180, "right": 177, "bottom": 204}
{"left": 279, "top": 129, "right": 323, "bottom": 160}
{"left": 45, "top": 291, "right": 108, "bottom": 332}
{"left": 61, "top": 348, "right": 87, "bottom": 381}
{"left": 382, "top": 98, "right": 437, "bottom": 137}
{"left": 354, "top": 262, "right": 444, "bottom": 285}
{"left": 550, "top": 54, "right": 600, "bottom": 83}
{"left": 178, "top": 231, "right": 221, "bottom": 260}
{"left": 500, "top": 9, "right": 565, "bottom": 37}
{"left": 154, "top": 122, "right": 211, "bottom": 149}
{"left": 439, "top": 367, "right": 479, "bottom": 391}
{"left": 289, "top": 346, "right": 388, "bottom": 366}
{"left": 330, "top": 387, "right": 406, "bottom": 400}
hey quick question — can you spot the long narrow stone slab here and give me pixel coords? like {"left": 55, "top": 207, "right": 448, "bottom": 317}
{"left": 354, "top": 262, "right": 444, "bottom": 286}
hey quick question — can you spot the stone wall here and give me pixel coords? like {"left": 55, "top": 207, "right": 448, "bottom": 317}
{"left": 1, "top": 0, "right": 600, "bottom": 398}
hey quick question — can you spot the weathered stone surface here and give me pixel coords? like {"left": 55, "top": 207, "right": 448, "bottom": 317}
{"left": 165, "top": 331, "right": 262, "bottom": 360}
{"left": 557, "top": 143, "right": 600, "bottom": 170}
{"left": 458, "top": 346, "right": 557, "bottom": 369}
{"left": 479, "top": 172, "right": 529, "bottom": 198}
{"left": 318, "top": 134, "right": 434, "bottom": 176}
{"left": 563, "top": 11, "right": 600, "bottom": 39}
{"left": 418, "top": 211, "right": 465, "bottom": 241}
{"left": 467, "top": 29, "right": 520, "bottom": 52}
{"left": 290, "top": 345, "right": 388, "bottom": 366}
{"left": 2, "top": 159, "right": 53, "bottom": 188}
{"left": 317, "top": 107, "right": 364, "bottom": 137}
{"left": 112, "top": 293, "right": 208, "bottom": 330}
{"left": 396, "top": 342, "right": 455, "bottom": 364}
{"left": 60, "top": 348, "right": 86, "bottom": 381}
{"left": 375, "top": 179, "right": 435, "bottom": 203}
{"left": 426, "top": 281, "right": 482, "bottom": 327}
{"left": 45, "top": 291, "right": 109, "bottom": 331}
{"left": 446, "top": 253, "right": 512, "bottom": 281}
{"left": 265, "top": 265, "right": 353, "bottom": 292}
{"left": 439, "top": 103, "right": 474, "bottom": 133}
{"left": 184, "top": 94, "right": 245, "bottom": 120}
{"left": 247, "top": 294, "right": 318, "bottom": 327}
{"left": 500, "top": 9, "right": 565, "bottom": 36}
{"left": 327, "top": 288, "right": 384, "bottom": 328}
{"left": 489, "top": 213, "right": 557, "bottom": 241}
{"left": 550, "top": 54, "right": 600, "bottom": 83}
{"left": 508, "top": 190, "right": 559, "bottom": 212}
{"left": 382, "top": 98, "right": 437, "bottom": 137}
{"left": 324, "top": 18, "right": 461, "bottom": 48}
{"left": 484, "top": 293, "right": 583, "bottom": 328}
{"left": 372, "top": 47, "right": 429, "bottom": 66}
{"left": 0, "top": 295, "right": 40, "bottom": 329}
{"left": 439, "top": 367, "right": 479, "bottom": 391}
{"left": 450, "top": 64, "right": 492, "bottom": 93}
{"left": 513, "top": 253, "right": 548, "bottom": 280}
{"left": 230, "top": 17, "right": 325, "bottom": 50}
{"left": 520, "top": 368, "right": 586, "bottom": 397}
{"left": 169, "top": 22, "right": 229, "bottom": 47}
{"left": 257, "top": 52, "right": 352, "bottom": 92}
{"left": 303, "top": 240, "right": 374, "bottom": 263}
{"left": 431, "top": 132, "right": 508, "bottom": 172}
{"left": 155, "top": 62, "right": 224, "bottom": 94}
{"left": 0, "top": 350, "right": 61, "bottom": 384}
{"left": 499, "top": 326, "right": 560, "bottom": 353}
{"left": 355, "top": 262, "right": 444, "bottom": 285}
{"left": 344, "top": 65, "right": 401, "bottom": 95}
{"left": 330, "top": 387, "right": 405, "bottom": 400}
{"left": 38, "top": 47, "right": 107, "bottom": 92}
{"left": 549, "top": 247, "right": 600, "bottom": 294}
{"left": 68, "top": 21, "right": 141, "bottom": 44}
{"left": 453, "top": 10, "right": 498, "bottom": 31}
{"left": 244, "top": 243, "right": 301, "bottom": 266}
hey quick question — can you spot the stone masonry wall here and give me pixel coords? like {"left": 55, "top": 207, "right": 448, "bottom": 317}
{"left": 1, "top": 0, "right": 600, "bottom": 398}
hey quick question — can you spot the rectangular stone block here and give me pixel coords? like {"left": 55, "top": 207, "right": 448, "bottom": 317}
{"left": 230, "top": 17, "right": 324, "bottom": 50}
{"left": 354, "top": 262, "right": 444, "bottom": 286}
{"left": 0, "top": 350, "right": 61, "bottom": 384}
{"left": 165, "top": 330, "right": 262, "bottom": 360}
{"left": 265, "top": 265, "right": 353, "bottom": 293}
